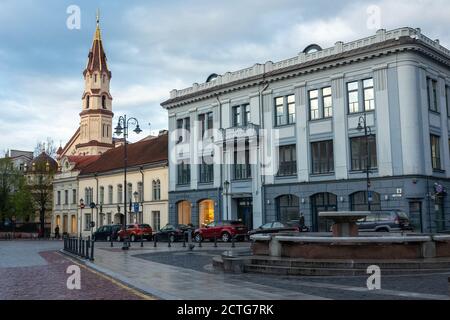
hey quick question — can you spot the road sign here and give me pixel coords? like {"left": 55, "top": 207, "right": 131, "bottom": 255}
{"left": 134, "top": 202, "right": 139, "bottom": 213}
{"left": 368, "top": 191, "right": 373, "bottom": 203}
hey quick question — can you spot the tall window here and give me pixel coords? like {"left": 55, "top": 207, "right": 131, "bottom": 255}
{"left": 363, "top": 79, "right": 375, "bottom": 111}
{"left": 232, "top": 104, "right": 249, "bottom": 127}
{"left": 428, "top": 78, "right": 439, "bottom": 112}
{"left": 347, "top": 81, "right": 359, "bottom": 113}
{"left": 278, "top": 145, "right": 297, "bottom": 176}
{"left": 84, "top": 214, "right": 92, "bottom": 231}
{"left": 99, "top": 187, "right": 104, "bottom": 205}
{"left": 57, "top": 191, "right": 61, "bottom": 205}
{"left": 350, "top": 136, "right": 377, "bottom": 171}
{"left": 275, "top": 95, "right": 295, "bottom": 126}
{"left": 152, "top": 180, "right": 161, "bottom": 200}
{"left": 276, "top": 195, "right": 299, "bottom": 223}
{"left": 108, "top": 185, "right": 113, "bottom": 204}
{"left": 199, "top": 112, "right": 213, "bottom": 138}
{"left": 311, "top": 140, "right": 334, "bottom": 174}
{"left": 177, "top": 162, "right": 191, "bottom": 185}
{"left": 309, "top": 90, "right": 319, "bottom": 120}
{"left": 152, "top": 211, "right": 161, "bottom": 231}
{"left": 126, "top": 183, "right": 132, "bottom": 203}
{"left": 199, "top": 159, "right": 214, "bottom": 183}
{"left": 431, "top": 134, "right": 441, "bottom": 170}
{"left": 137, "top": 182, "right": 143, "bottom": 202}
{"left": 117, "top": 184, "right": 123, "bottom": 203}
{"left": 86, "top": 95, "right": 90, "bottom": 109}
{"left": 102, "top": 95, "right": 106, "bottom": 109}
{"left": 234, "top": 142, "right": 251, "bottom": 180}
{"left": 309, "top": 87, "right": 332, "bottom": 120}
{"left": 64, "top": 190, "right": 68, "bottom": 205}
{"left": 176, "top": 117, "right": 190, "bottom": 143}
{"left": 72, "top": 189, "right": 77, "bottom": 204}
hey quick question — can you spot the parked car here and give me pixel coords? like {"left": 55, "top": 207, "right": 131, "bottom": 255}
{"left": 155, "top": 224, "right": 194, "bottom": 242}
{"left": 93, "top": 224, "right": 122, "bottom": 241}
{"left": 248, "top": 221, "right": 299, "bottom": 236}
{"left": 117, "top": 224, "right": 153, "bottom": 242}
{"left": 357, "top": 210, "right": 413, "bottom": 232}
{"left": 194, "top": 220, "right": 248, "bottom": 242}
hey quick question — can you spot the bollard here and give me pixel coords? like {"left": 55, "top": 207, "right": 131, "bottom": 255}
{"left": 141, "top": 233, "right": 144, "bottom": 248}
{"left": 198, "top": 238, "right": 202, "bottom": 248}
{"left": 90, "top": 238, "right": 95, "bottom": 261}
{"left": 154, "top": 234, "right": 157, "bottom": 247}
{"left": 214, "top": 236, "right": 218, "bottom": 248}
{"left": 110, "top": 234, "right": 114, "bottom": 247}
{"left": 86, "top": 238, "right": 90, "bottom": 259}
{"left": 168, "top": 234, "right": 172, "bottom": 248}
{"left": 183, "top": 234, "right": 186, "bottom": 248}
{"left": 231, "top": 235, "right": 236, "bottom": 248}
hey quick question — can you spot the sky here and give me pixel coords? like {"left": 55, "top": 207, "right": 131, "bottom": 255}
{"left": 0, "top": 0, "right": 450, "bottom": 153}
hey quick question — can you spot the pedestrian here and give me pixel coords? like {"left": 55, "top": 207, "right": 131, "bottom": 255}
{"left": 299, "top": 213, "right": 305, "bottom": 231}
{"left": 54, "top": 225, "right": 60, "bottom": 240}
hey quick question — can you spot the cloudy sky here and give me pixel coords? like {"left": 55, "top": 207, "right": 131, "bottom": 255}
{"left": 0, "top": 0, "right": 449, "bottom": 153}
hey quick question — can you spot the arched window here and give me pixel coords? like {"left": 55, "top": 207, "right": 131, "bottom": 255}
{"left": 177, "top": 201, "right": 191, "bottom": 225}
{"left": 276, "top": 195, "right": 299, "bottom": 223}
{"left": 152, "top": 180, "right": 161, "bottom": 201}
{"left": 86, "top": 95, "right": 90, "bottom": 109}
{"left": 127, "top": 183, "right": 133, "bottom": 203}
{"left": 311, "top": 193, "right": 338, "bottom": 232}
{"left": 99, "top": 186, "right": 104, "bottom": 205}
{"left": 102, "top": 95, "right": 106, "bottom": 109}
{"left": 117, "top": 184, "right": 123, "bottom": 203}
{"left": 137, "top": 182, "right": 143, "bottom": 202}
{"left": 198, "top": 199, "right": 214, "bottom": 226}
{"left": 350, "top": 191, "right": 381, "bottom": 211}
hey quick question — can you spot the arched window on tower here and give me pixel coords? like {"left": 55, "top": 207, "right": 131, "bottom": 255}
{"left": 102, "top": 95, "right": 106, "bottom": 109}
{"left": 86, "top": 95, "right": 90, "bottom": 109}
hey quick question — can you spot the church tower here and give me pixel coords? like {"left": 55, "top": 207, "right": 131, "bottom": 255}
{"left": 76, "top": 12, "right": 114, "bottom": 155}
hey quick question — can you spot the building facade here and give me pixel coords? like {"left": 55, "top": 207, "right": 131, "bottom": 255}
{"left": 162, "top": 27, "right": 450, "bottom": 233}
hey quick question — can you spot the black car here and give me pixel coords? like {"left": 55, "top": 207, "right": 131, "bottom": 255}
{"left": 155, "top": 224, "right": 194, "bottom": 242}
{"left": 357, "top": 210, "right": 413, "bottom": 232}
{"left": 248, "top": 221, "right": 299, "bottom": 236}
{"left": 93, "top": 224, "right": 122, "bottom": 241}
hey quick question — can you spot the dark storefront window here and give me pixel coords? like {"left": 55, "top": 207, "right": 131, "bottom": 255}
{"left": 350, "top": 191, "right": 381, "bottom": 211}
{"left": 278, "top": 145, "right": 297, "bottom": 176}
{"left": 276, "top": 195, "right": 299, "bottom": 223}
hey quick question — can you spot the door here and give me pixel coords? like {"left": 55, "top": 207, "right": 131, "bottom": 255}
{"left": 237, "top": 198, "right": 253, "bottom": 230}
{"left": 409, "top": 201, "right": 423, "bottom": 233}
{"left": 63, "top": 215, "right": 68, "bottom": 233}
{"left": 311, "top": 193, "right": 338, "bottom": 232}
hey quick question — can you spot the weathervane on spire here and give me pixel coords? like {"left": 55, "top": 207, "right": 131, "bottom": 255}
{"left": 96, "top": 9, "right": 100, "bottom": 26}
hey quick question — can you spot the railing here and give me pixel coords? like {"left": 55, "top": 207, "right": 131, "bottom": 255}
{"left": 63, "top": 236, "right": 95, "bottom": 261}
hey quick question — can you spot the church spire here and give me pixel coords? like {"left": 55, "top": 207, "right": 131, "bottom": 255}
{"left": 84, "top": 10, "right": 109, "bottom": 76}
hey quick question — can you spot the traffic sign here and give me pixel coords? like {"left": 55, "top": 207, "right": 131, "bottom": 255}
{"left": 134, "top": 202, "right": 139, "bottom": 213}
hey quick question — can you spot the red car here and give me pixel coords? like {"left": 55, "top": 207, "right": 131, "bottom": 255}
{"left": 117, "top": 224, "right": 153, "bottom": 242}
{"left": 194, "top": 220, "right": 248, "bottom": 242}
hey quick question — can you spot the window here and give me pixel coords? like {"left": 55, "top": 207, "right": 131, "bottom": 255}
{"left": 84, "top": 214, "right": 92, "bottom": 231}
{"left": 323, "top": 87, "right": 333, "bottom": 118}
{"left": 86, "top": 95, "right": 90, "bottom": 109}
{"left": 137, "top": 182, "right": 143, "bottom": 202}
{"left": 363, "top": 79, "right": 375, "bottom": 111}
{"left": 99, "top": 187, "right": 104, "bottom": 205}
{"left": 102, "top": 95, "right": 106, "bottom": 109}
{"left": 350, "top": 136, "right": 377, "bottom": 171}
{"left": 199, "top": 112, "right": 213, "bottom": 138}
{"left": 309, "top": 90, "right": 319, "bottom": 120}
{"left": 428, "top": 78, "right": 439, "bottom": 112}
{"left": 176, "top": 117, "right": 190, "bottom": 143}
{"left": 311, "top": 140, "right": 334, "bottom": 174}
{"left": 199, "top": 158, "right": 214, "bottom": 183}
{"left": 232, "top": 104, "right": 249, "bottom": 127}
{"left": 108, "top": 186, "right": 113, "bottom": 204}
{"left": 347, "top": 81, "right": 359, "bottom": 113}
{"left": 275, "top": 95, "right": 296, "bottom": 126}
{"left": 152, "top": 211, "right": 161, "bottom": 231}
{"left": 278, "top": 145, "right": 297, "bottom": 176}
{"left": 57, "top": 191, "right": 61, "bottom": 205}
{"left": 276, "top": 195, "right": 299, "bottom": 223}
{"left": 126, "top": 183, "right": 132, "bottom": 203}
{"left": 234, "top": 142, "right": 251, "bottom": 180}
{"left": 117, "top": 184, "right": 123, "bottom": 203}
{"left": 152, "top": 180, "right": 161, "bottom": 200}
{"left": 177, "top": 162, "right": 191, "bottom": 185}
{"left": 64, "top": 190, "right": 68, "bottom": 205}
{"left": 350, "top": 191, "right": 381, "bottom": 211}
{"left": 431, "top": 134, "right": 441, "bottom": 170}
{"left": 72, "top": 189, "right": 77, "bottom": 204}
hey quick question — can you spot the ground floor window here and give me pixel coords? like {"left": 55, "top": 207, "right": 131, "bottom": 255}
{"left": 55, "top": 215, "right": 61, "bottom": 229}
{"left": 84, "top": 214, "right": 91, "bottom": 231}
{"left": 63, "top": 215, "right": 68, "bottom": 233}
{"left": 199, "top": 200, "right": 215, "bottom": 226}
{"left": 350, "top": 191, "right": 381, "bottom": 211}
{"left": 434, "top": 196, "right": 446, "bottom": 232}
{"left": 152, "top": 211, "right": 161, "bottom": 231}
{"left": 409, "top": 201, "right": 423, "bottom": 233}
{"left": 276, "top": 195, "right": 299, "bottom": 223}
{"left": 177, "top": 201, "right": 191, "bottom": 225}
{"left": 107, "top": 213, "right": 112, "bottom": 225}
{"left": 311, "top": 193, "right": 338, "bottom": 232}
{"left": 70, "top": 215, "right": 77, "bottom": 234}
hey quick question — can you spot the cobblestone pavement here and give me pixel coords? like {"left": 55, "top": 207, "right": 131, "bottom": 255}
{"left": 0, "top": 240, "right": 147, "bottom": 300}
{"left": 94, "top": 241, "right": 450, "bottom": 300}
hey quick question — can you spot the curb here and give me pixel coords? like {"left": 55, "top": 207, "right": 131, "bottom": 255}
{"left": 59, "top": 249, "right": 179, "bottom": 300}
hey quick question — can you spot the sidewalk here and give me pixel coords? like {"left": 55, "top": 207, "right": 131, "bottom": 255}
{"left": 83, "top": 242, "right": 326, "bottom": 300}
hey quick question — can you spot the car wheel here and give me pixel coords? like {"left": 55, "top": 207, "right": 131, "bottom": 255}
{"left": 194, "top": 233, "right": 202, "bottom": 242}
{"left": 221, "top": 232, "right": 231, "bottom": 242}
{"left": 130, "top": 234, "right": 136, "bottom": 242}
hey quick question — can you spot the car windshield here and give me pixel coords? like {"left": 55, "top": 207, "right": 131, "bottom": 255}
{"left": 260, "top": 223, "right": 272, "bottom": 229}
{"left": 139, "top": 224, "right": 151, "bottom": 228}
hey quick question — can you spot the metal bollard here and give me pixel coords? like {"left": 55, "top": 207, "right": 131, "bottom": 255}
{"left": 154, "top": 235, "right": 157, "bottom": 247}
{"left": 86, "top": 238, "right": 90, "bottom": 259}
{"left": 214, "top": 236, "right": 218, "bottom": 248}
{"left": 110, "top": 234, "right": 114, "bottom": 247}
{"left": 90, "top": 239, "right": 95, "bottom": 261}
{"left": 183, "top": 234, "right": 186, "bottom": 248}
{"left": 141, "top": 233, "right": 144, "bottom": 248}
{"left": 168, "top": 234, "right": 172, "bottom": 248}
{"left": 231, "top": 235, "right": 236, "bottom": 248}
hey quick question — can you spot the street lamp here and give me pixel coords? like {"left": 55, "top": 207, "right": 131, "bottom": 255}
{"left": 357, "top": 113, "right": 373, "bottom": 211}
{"left": 133, "top": 191, "right": 139, "bottom": 224}
{"left": 114, "top": 115, "right": 142, "bottom": 250}
{"left": 223, "top": 180, "right": 230, "bottom": 221}
{"left": 79, "top": 198, "right": 85, "bottom": 238}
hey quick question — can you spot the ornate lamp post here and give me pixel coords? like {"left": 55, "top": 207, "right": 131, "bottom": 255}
{"left": 114, "top": 115, "right": 142, "bottom": 250}
{"left": 223, "top": 180, "right": 230, "bottom": 221}
{"left": 357, "top": 113, "right": 373, "bottom": 211}
{"left": 79, "top": 198, "right": 85, "bottom": 238}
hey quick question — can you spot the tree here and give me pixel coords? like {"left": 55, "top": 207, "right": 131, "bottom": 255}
{"left": 34, "top": 138, "right": 57, "bottom": 158}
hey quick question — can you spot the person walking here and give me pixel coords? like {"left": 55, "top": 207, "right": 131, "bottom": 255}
{"left": 54, "top": 225, "right": 60, "bottom": 240}
{"left": 299, "top": 213, "right": 305, "bottom": 231}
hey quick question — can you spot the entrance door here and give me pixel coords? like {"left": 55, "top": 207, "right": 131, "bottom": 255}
{"left": 409, "top": 201, "right": 423, "bottom": 233}
{"left": 63, "top": 215, "right": 68, "bottom": 233}
{"left": 237, "top": 198, "right": 253, "bottom": 230}
{"left": 311, "top": 193, "right": 338, "bottom": 232}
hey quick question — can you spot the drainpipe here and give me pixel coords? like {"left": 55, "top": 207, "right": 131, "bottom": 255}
{"left": 94, "top": 173, "right": 99, "bottom": 230}
{"left": 259, "top": 79, "right": 269, "bottom": 224}
{"left": 139, "top": 166, "right": 144, "bottom": 224}
{"left": 216, "top": 94, "right": 223, "bottom": 222}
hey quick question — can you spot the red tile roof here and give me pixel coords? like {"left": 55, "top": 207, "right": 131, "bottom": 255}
{"left": 66, "top": 155, "right": 101, "bottom": 170}
{"left": 80, "top": 133, "right": 168, "bottom": 175}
